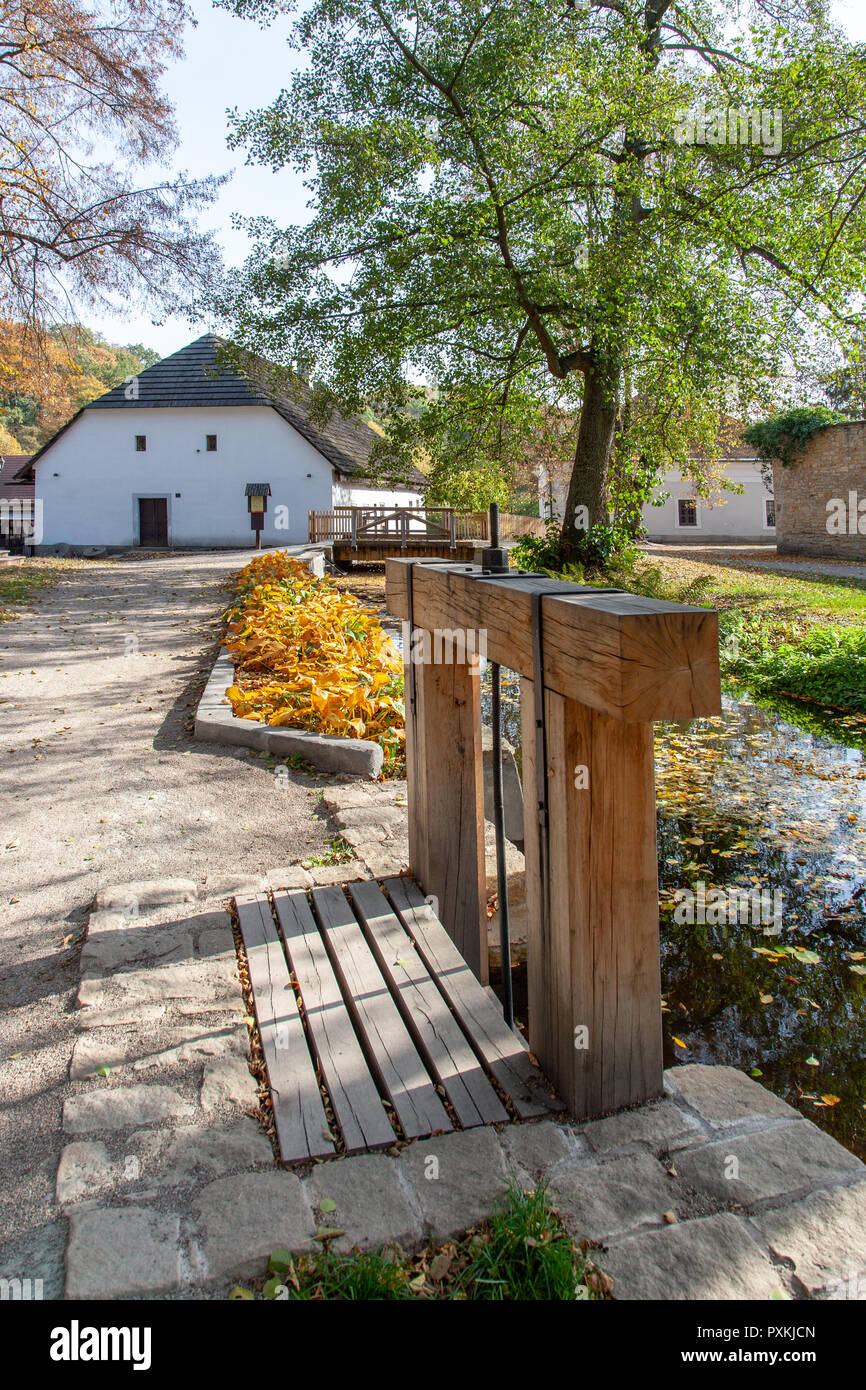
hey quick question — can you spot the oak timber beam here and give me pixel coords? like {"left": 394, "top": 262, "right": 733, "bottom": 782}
{"left": 386, "top": 559, "right": 721, "bottom": 723}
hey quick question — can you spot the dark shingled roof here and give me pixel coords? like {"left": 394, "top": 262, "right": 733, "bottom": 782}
{"left": 16, "top": 335, "right": 426, "bottom": 488}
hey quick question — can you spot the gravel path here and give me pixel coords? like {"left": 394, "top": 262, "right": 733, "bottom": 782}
{"left": 0, "top": 550, "right": 335, "bottom": 1292}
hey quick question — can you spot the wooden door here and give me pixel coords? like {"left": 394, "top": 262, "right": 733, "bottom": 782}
{"left": 138, "top": 497, "right": 168, "bottom": 546}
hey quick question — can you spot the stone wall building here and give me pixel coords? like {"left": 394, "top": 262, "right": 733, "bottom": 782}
{"left": 774, "top": 420, "right": 866, "bottom": 558}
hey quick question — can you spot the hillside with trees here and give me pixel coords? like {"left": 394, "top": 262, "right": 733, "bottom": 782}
{"left": 0, "top": 323, "right": 159, "bottom": 454}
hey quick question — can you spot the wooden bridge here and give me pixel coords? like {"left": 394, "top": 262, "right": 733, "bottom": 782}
{"left": 308, "top": 506, "right": 543, "bottom": 564}
{"left": 236, "top": 556, "right": 721, "bottom": 1159}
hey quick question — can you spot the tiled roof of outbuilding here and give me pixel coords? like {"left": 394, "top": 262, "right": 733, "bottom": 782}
{"left": 16, "top": 336, "right": 426, "bottom": 488}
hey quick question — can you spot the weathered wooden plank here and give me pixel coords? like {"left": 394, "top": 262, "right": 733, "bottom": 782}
{"left": 348, "top": 880, "right": 508, "bottom": 1128}
{"left": 404, "top": 629, "right": 488, "bottom": 980}
{"left": 273, "top": 891, "right": 396, "bottom": 1153}
{"left": 384, "top": 876, "right": 563, "bottom": 1119}
{"left": 521, "top": 683, "right": 664, "bottom": 1119}
{"left": 386, "top": 559, "right": 721, "bottom": 722}
{"left": 311, "top": 886, "right": 452, "bottom": 1140}
{"left": 235, "top": 893, "right": 334, "bottom": 1163}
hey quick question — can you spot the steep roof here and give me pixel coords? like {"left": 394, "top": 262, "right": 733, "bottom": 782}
{"left": 16, "top": 335, "right": 425, "bottom": 487}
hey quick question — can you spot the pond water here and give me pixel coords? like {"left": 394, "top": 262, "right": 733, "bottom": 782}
{"left": 480, "top": 669, "right": 866, "bottom": 1159}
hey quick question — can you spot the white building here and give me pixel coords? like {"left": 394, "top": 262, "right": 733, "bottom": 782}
{"left": 537, "top": 446, "right": 775, "bottom": 543}
{"left": 641, "top": 453, "right": 775, "bottom": 543}
{"left": 16, "top": 335, "right": 423, "bottom": 550}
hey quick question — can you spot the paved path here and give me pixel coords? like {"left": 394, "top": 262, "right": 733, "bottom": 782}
{"left": 643, "top": 543, "right": 866, "bottom": 582}
{"left": 0, "top": 551, "right": 334, "bottom": 1294}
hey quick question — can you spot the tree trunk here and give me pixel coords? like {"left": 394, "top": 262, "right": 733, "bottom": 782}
{"left": 561, "top": 346, "right": 620, "bottom": 553}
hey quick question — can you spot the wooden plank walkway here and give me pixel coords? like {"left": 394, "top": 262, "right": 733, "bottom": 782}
{"left": 235, "top": 895, "right": 335, "bottom": 1163}
{"left": 235, "top": 880, "right": 561, "bottom": 1163}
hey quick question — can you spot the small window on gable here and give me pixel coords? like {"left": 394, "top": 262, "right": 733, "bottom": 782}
{"left": 678, "top": 498, "right": 698, "bottom": 527}
{"left": 206, "top": 434, "right": 218, "bottom": 452}
{"left": 765, "top": 498, "right": 776, "bottom": 528}
{"left": 135, "top": 435, "right": 147, "bottom": 452}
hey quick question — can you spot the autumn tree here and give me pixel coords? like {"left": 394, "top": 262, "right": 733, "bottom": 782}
{"left": 219, "top": 0, "right": 866, "bottom": 554}
{"left": 0, "top": 0, "right": 224, "bottom": 329}
{"left": 0, "top": 319, "right": 160, "bottom": 451}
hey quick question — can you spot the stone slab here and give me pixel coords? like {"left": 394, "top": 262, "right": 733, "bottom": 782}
{"left": 600, "top": 1213, "right": 783, "bottom": 1301}
{"left": 95, "top": 879, "right": 198, "bottom": 911}
{"left": 56, "top": 1142, "right": 114, "bottom": 1206}
{"left": 547, "top": 1151, "right": 678, "bottom": 1242}
{"left": 66, "top": 1207, "right": 183, "bottom": 1299}
{"left": 335, "top": 804, "right": 407, "bottom": 830}
{"left": 108, "top": 958, "right": 239, "bottom": 1004}
{"left": 265, "top": 865, "right": 313, "bottom": 890}
{"left": 78, "top": 1003, "right": 167, "bottom": 1030}
{"left": 664, "top": 1064, "right": 801, "bottom": 1129}
{"left": 674, "top": 1121, "right": 864, "bottom": 1209}
{"left": 308, "top": 862, "right": 371, "bottom": 885}
{"left": 201, "top": 874, "right": 267, "bottom": 901}
{"left": 398, "top": 1129, "right": 510, "bottom": 1243}
{"left": 581, "top": 1100, "right": 704, "bottom": 1156}
{"left": 305, "top": 1154, "right": 423, "bottom": 1255}
{"left": 63, "top": 1084, "right": 195, "bottom": 1134}
{"left": 500, "top": 1120, "right": 580, "bottom": 1179}
{"left": 81, "top": 928, "right": 195, "bottom": 973}
{"left": 200, "top": 1058, "right": 258, "bottom": 1111}
{"left": 754, "top": 1181, "right": 866, "bottom": 1298}
{"left": 192, "top": 1171, "right": 314, "bottom": 1280}
{"left": 358, "top": 846, "right": 410, "bottom": 877}
{"left": 130, "top": 1120, "right": 274, "bottom": 1189}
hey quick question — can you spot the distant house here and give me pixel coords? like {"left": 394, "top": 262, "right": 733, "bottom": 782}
{"left": 641, "top": 446, "right": 775, "bottom": 544}
{"left": 14, "top": 335, "right": 424, "bottom": 550}
{"left": 536, "top": 438, "right": 775, "bottom": 543}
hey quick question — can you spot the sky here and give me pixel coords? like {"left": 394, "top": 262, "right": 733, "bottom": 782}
{"left": 90, "top": 0, "right": 313, "bottom": 356}
{"left": 89, "top": 0, "right": 866, "bottom": 360}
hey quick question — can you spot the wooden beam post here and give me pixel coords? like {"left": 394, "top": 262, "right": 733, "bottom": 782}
{"left": 521, "top": 677, "right": 662, "bottom": 1117}
{"left": 404, "top": 628, "right": 487, "bottom": 981}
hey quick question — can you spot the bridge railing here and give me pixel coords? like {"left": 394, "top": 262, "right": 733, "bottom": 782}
{"left": 386, "top": 557, "right": 721, "bottom": 1120}
{"left": 309, "top": 507, "right": 545, "bottom": 545}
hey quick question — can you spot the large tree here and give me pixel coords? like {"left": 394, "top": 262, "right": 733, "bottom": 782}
{"left": 221, "top": 0, "right": 866, "bottom": 550}
{"left": 0, "top": 0, "right": 224, "bottom": 328}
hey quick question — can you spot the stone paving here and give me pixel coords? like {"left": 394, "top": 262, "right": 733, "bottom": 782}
{"left": 58, "top": 876, "right": 866, "bottom": 1300}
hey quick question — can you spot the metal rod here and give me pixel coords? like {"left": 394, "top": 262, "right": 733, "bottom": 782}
{"left": 484, "top": 501, "right": 514, "bottom": 1028}
{"left": 490, "top": 658, "right": 514, "bottom": 1029}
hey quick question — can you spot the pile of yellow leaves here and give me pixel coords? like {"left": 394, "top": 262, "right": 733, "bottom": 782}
{"left": 224, "top": 551, "right": 405, "bottom": 774}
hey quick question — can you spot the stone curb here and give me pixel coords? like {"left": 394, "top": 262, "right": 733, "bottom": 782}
{"left": 194, "top": 648, "right": 383, "bottom": 779}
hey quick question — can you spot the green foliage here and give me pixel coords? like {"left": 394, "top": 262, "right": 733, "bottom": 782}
{"left": 724, "top": 616, "right": 866, "bottom": 715}
{"left": 742, "top": 406, "right": 851, "bottom": 470}
{"left": 240, "top": 1185, "right": 599, "bottom": 1301}
{"left": 456, "top": 1182, "right": 590, "bottom": 1301}
{"left": 282, "top": 1247, "right": 414, "bottom": 1301}
{"left": 220, "top": 0, "right": 866, "bottom": 524}
{"left": 511, "top": 520, "right": 636, "bottom": 574}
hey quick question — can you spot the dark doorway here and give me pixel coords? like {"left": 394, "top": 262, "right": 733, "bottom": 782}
{"left": 138, "top": 497, "right": 168, "bottom": 546}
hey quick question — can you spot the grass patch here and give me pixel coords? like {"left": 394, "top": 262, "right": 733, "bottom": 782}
{"left": 542, "top": 551, "right": 866, "bottom": 744}
{"left": 230, "top": 1183, "right": 608, "bottom": 1302}
{"left": 0, "top": 559, "right": 82, "bottom": 620}
{"left": 301, "top": 836, "right": 355, "bottom": 869}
